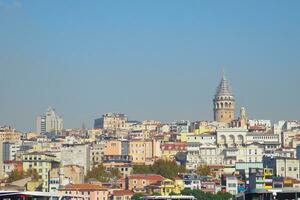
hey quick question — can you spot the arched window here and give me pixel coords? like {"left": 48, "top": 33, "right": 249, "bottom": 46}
{"left": 225, "top": 102, "right": 228, "bottom": 108}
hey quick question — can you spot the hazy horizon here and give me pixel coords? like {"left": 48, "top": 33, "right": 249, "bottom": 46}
{"left": 1, "top": 1, "right": 300, "bottom": 132}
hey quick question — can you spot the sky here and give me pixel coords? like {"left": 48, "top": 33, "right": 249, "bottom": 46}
{"left": 0, "top": 0, "right": 300, "bottom": 131}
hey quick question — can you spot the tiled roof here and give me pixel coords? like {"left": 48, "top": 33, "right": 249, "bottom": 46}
{"left": 113, "top": 190, "right": 134, "bottom": 196}
{"left": 129, "top": 174, "right": 164, "bottom": 181}
{"left": 215, "top": 71, "right": 233, "bottom": 98}
{"left": 63, "top": 184, "right": 107, "bottom": 191}
{"left": 161, "top": 142, "right": 186, "bottom": 150}
{"left": 3, "top": 160, "right": 22, "bottom": 164}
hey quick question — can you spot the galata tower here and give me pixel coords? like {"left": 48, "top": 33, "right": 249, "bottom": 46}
{"left": 213, "top": 71, "right": 235, "bottom": 123}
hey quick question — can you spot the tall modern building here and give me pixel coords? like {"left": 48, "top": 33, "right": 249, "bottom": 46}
{"left": 213, "top": 71, "right": 235, "bottom": 123}
{"left": 36, "top": 107, "right": 63, "bottom": 135}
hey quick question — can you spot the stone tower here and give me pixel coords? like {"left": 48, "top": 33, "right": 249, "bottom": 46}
{"left": 213, "top": 70, "right": 235, "bottom": 123}
{"left": 239, "top": 107, "right": 247, "bottom": 128}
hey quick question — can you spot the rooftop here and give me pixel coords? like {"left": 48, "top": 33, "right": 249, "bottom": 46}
{"left": 63, "top": 184, "right": 107, "bottom": 191}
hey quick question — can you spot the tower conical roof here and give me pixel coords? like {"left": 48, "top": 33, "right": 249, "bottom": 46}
{"left": 215, "top": 71, "right": 234, "bottom": 97}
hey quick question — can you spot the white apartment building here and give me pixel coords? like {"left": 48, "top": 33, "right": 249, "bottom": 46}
{"left": 187, "top": 134, "right": 216, "bottom": 145}
{"left": 61, "top": 144, "right": 90, "bottom": 175}
{"left": 226, "top": 176, "right": 238, "bottom": 195}
{"left": 236, "top": 143, "right": 265, "bottom": 163}
{"left": 245, "top": 133, "right": 280, "bottom": 145}
{"left": 275, "top": 158, "right": 300, "bottom": 179}
{"left": 186, "top": 144, "right": 224, "bottom": 170}
{"left": 248, "top": 119, "right": 272, "bottom": 129}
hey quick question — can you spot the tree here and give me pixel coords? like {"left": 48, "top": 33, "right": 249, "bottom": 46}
{"left": 86, "top": 164, "right": 122, "bottom": 182}
{"left": 131, "top": 193, "right": 144, "bottom": 200}
{"left": 8, "top": 169, "right": 23, "bottom": 182}
{"left": 132, "top": 165, "right": 152, "bottom": 174}
{"left": 181, "top": 189, "right": 232, "bottom": 200}
{"left": 169, "top": 192, "right": 179, "bottom": 196}
{"left": 152, "top": 192, "right": 161, "bottom": 196}
{"left": 215, "top": 192, "right": 233, "bottom": 200}
{"left": 196, "top": 165, "right": 212, "bottom": 176}
{"left": 132, "top": 159, "right": 186, "bottom": 179}
{"left": 26, "top": 169, "right": 40, "bottom": 181}
{"left": 109, "top": 168, "right": 122, "bottom": 179}
{"left": 85, "top": 164, "right": 109, "bottom": 182}
{"left": 152, "top": 159, "right": 186, "bottom": 179}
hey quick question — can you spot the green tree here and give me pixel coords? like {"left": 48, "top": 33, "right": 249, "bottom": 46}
{"left": 215, "top": 192, "right": 233, "bottom": 200}
{"left": 132, "top": 159, "right": 186, "bottom": 179}
{"left": 131, "top": 193, "right": 144, "bottom": 200}
{"left": 169, "top": 192, "right": 179, "bottom": 196}
{"left": 132, "top": 165, "right": 152, "bottom": 174}
{"left": 152, "top": 192, "right": 161, "bottom": 196}
{"left": 152, "top": 159, "right": 186, "bottom": 179}
{"left": 181, "top": 189, "right": 232, "bottom": 200}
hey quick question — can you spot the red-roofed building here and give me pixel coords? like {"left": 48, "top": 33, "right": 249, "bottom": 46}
{"left": 3, "top": 160, "right": 22, "bottom": 177}
{"left": 161, "top": 142, "right": 186, "bottom": 160}
{"left": 122, "top": 174, "right": 164, "bottom": 192}
{"left": 112, "top": 190, "right": 134, "bottom": 200}
{"left": 59, "top": 184, "right": 111, "bottom": 200}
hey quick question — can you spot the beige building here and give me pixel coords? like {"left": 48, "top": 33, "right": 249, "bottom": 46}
{"left": 22, "top": 152, "right": 60, "bottom": 191}
{"left": 104, "top": 140, "right": 123, "bottom": 156}
{"left": 95, "top": 113, "right": 128, "bottom": 130}
{"left": 282, "top": 130, "right": 300, "bottom": 148}
{"left": 0, "top": 126, "right": 21, "bottom": 142}
{"left": 128, "top": 140, "right": 155, "bottom": 164}
{"left": 49, "top": 165, "right": 84, "bottom": 184}
{"left": 90, "top": 142, "right": 105, "bottom": 167}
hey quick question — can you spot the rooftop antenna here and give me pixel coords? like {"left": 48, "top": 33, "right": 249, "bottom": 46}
{"left": 222, "top": 67, "right": 226, "bottom": 80}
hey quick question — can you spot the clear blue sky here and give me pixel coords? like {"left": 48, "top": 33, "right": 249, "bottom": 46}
{"left": 0, "top": 0, "right": 299, "bottom": 131}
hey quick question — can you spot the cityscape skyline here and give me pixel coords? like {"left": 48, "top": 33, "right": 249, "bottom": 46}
{"left": 1, "top": 68, "right": 299, "bottom": 132}
{"left": 1, "top": 1, "right": 300, "bottom": 131}
{"left": 1, "top": 1, "right": 300, "bottom": 198}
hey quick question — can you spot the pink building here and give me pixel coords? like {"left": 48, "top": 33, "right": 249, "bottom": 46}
{"left": 59, "top": 184, "right": 111, "bottom": 200}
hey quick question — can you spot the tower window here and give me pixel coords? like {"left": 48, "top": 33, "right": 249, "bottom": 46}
{"left": 221, "top": 115, "right": 223, "bottom": 118}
